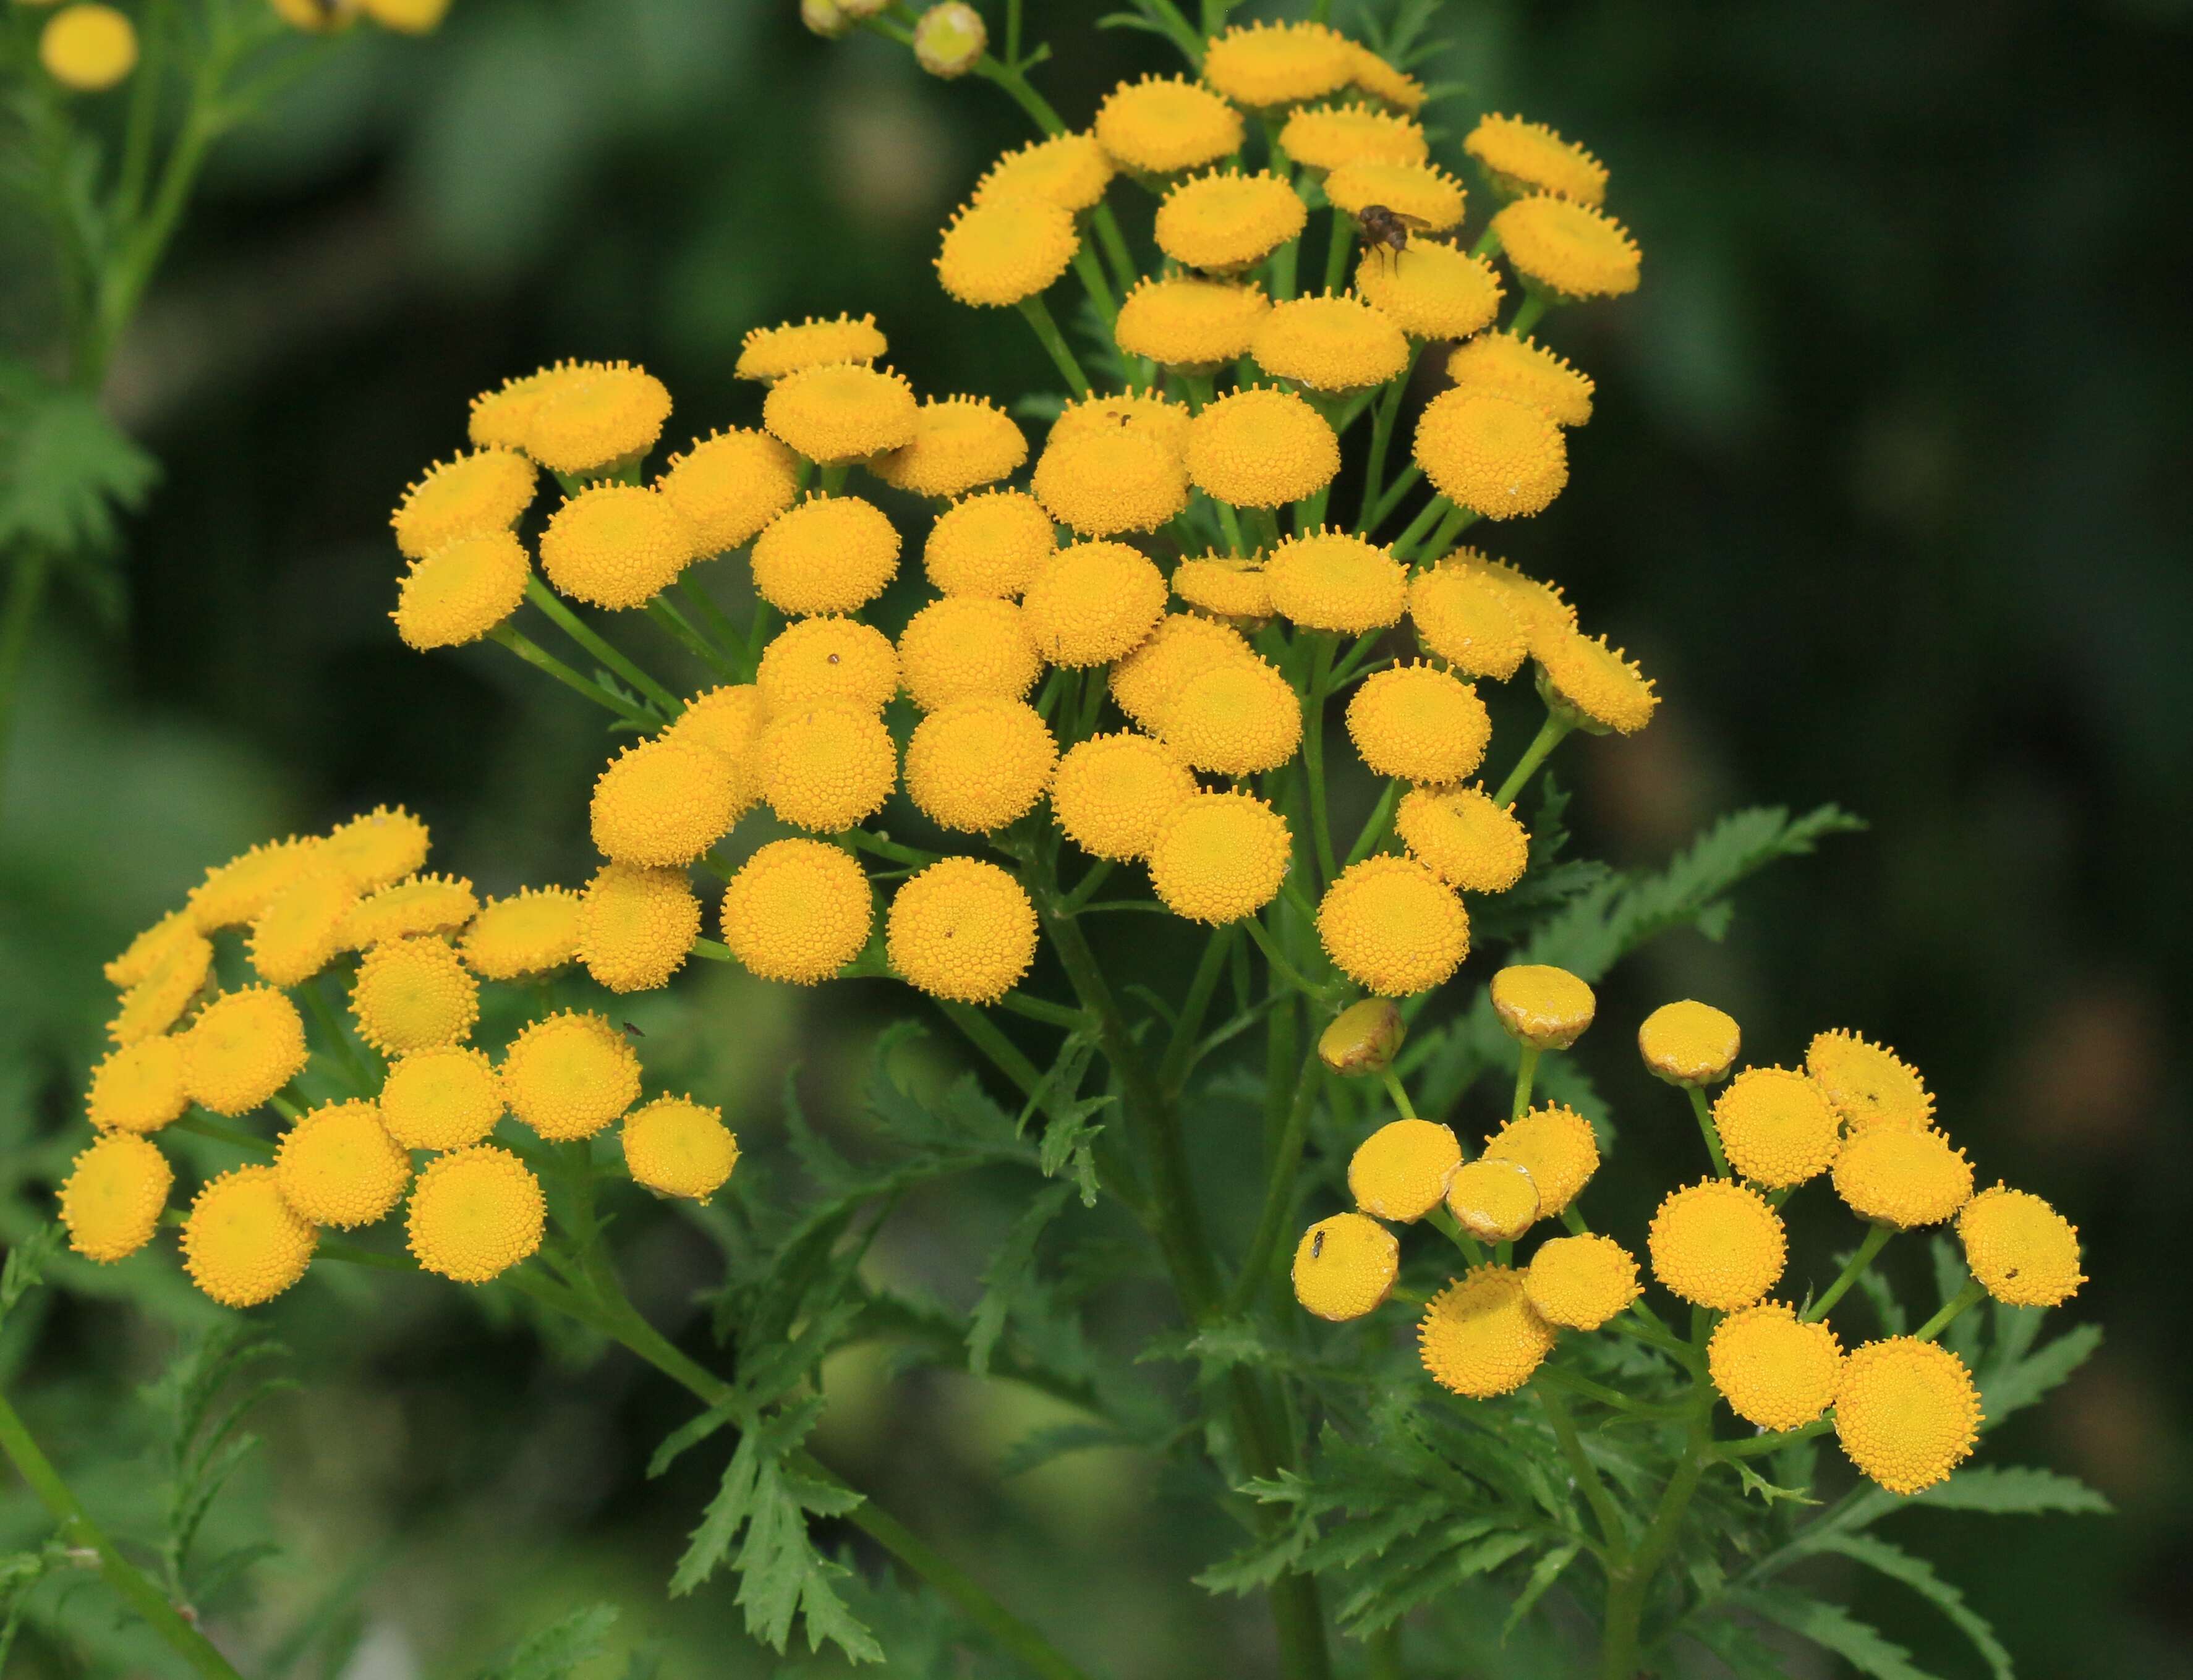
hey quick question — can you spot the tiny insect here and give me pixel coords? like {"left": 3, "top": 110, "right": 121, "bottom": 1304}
{"left": 1311, "top": 1229, "right": 1326, "bottom": 1260}
{"left": 1356, "top": 203, "right": 1431, "bottom": 269}
{"left": 621, "top": 1021, "right": 645, "bottom": 1038}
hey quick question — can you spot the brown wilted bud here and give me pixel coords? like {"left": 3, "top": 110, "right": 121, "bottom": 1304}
{"left": 1319, "top": 998, "right": 1404, "bottom": 1076}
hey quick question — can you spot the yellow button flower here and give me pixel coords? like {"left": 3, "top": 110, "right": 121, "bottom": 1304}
{"left": 905, "top": 697, "right": 1060, "bottom": 834}
{"left": 1715, "top": 1066, "right": 1843, "bottom": 1190}
{"left": 1419, "top": 1266, "right": 1556, "bottom": 1398}
{"left": 1834, "top": 1338, "right": 1982, "bottom": 1495}
{"left": 1032, "top": 426, "right": 1188, "bottom": 538}
{"left": 1348, "top": 1118, "right": 1462, "bottom": 1221}
{"left": 663, "top": 684, "right": 768, "bottom": 817}
{"left": 104, "top": 907, "right": 198, "bottom": 990}
{"left": 623, "top": 1096, "right": 739, "bottom": 1200}
{"left": 1525, "top": 1234, "right": 1640, "bottom": 1331}
{"left": 1115, "top": 276, "right": 1271, "bottom": 370}
{"left": 1021, "top": 540, "right": 1168, "bottom": 667}
{"left": 1343, "top": 42, "right": 1424, "bottom": 113}
{"left": 764, "top": 362, "right": 919, "bottom": 462}
{"left": 274, "top": 1100, "right": 411, "bottom": 1229}
{"left": 189, "top": 836, "right": 324, "bottom": 930}
{"left": 1491, "top": 195, "right": 1641, "bottom": 300}
{"left": 1148, "top": 791, "right": 1291, "bottom": 924}
{"left": 1293, "top": 1212, "right": 1399, "bottom": 1322}
{"left": 467, "top": 363, "right": 584, "bottom": 452}
{"left": 721, "top": 838, "right": 874, "bottom": 986}
{"left": 85, "top": 1035, "right": 189, "bottom": 1135}
{"left": 1447, "top": 332, "right": 1595, "bottom": 426}
{"left": 1186, "top": 386, "right": 1339, "bottom": 508}
{"left": 1318, "top": 997, "right": 1403, "bottom": 1075}
{"left": 1158, "top": 654, "right": 1302, "bottom": 777}
{"left": 656, "top": 428, "right": 801, "bottom": 553}
{"left": 1173, "top": 556, "right": 1274, "bottom": 622}
{"left": 1805, "top": 1029, "right": 1935, "bottom": 1134}
{"left": 1050, "top": 732, "right": 1197, "bottom": 863}
{"left": 352, "top": 936, "right": 479, "bottom": 1056}
{"left": 1958, "top": 1186, "right": 2084, "bottom": 1309}
{"left": 391, "top": 449, "right": 536, "bottom": 560}
{"left": 886, "top": 857, "right": 1039, "bottom": 1006}
{"left": 462, "top": 888, "right": 581, "bottom": 982}
{"left": 1281, "top": 104, "right": 1428, "bottom": 172}
{"left": 760, "top": 703, "right": 898, "bottom": 833}
{"left": 1535, "top": 629, "right": 1657, "bottom": 735}
{"left": 752, "top": 494, "right": 901, "bottom": 617}
{"left": 1407, "top": 559, "right": 1528, "bottom": 680}
{"left": 1156, "top": 170, "right": 1306, "bottom": 274}
{"left": 109, "top": 930, "right": 213, "bottom": 1045}
{"left": 526, "top": 362, "right": 673, "bottom": 478}
{"left": 40, "top": 4, "right": 136, "bottom": 91}
{"left": 1201, "top": 20, "right": 1352, "bottom": 109}
{"left": 1444, "top": 551, "right": 1576, "bottom": 655}
{"left": 539, "top": 484, "right": 699, "bottom": 611}
{"left": 1265, "top": 530, "right": 1406, "bottom": 635}
{"left": 1094, "top": 74, "right": 1243, "bottom": 176}
{"left": 182, "top": 986, "right": 308, "bottom": 1117}
{"left": 1483, "top": 1102, "right": 1601, "bottom": 1216}
{"left": 59, "top": 1133, "right": 169, "bottom": 1262}
{"left": 924, "top": 488, "right": 1057, "bottom": 600}
{"left": 1648, "top": 1179, "right": 1786, "bottom": 1311}
{"left": 1464, "top": 114, "right": 1609, "bottom": 207}
{"left": 1346, "top": 662, "right": 1492, "bottom": 785}
{"left": 1395, "top": 786, "right": 1528, "bottom": 894}
{"left": 1833, "top": 1128, "right": 1974, "bottom": 1229}
{"left": 379, "top": 1045, "right": 503, "bottom": 1150}
{"left": 579, "top": 862, "right": 699, "bottom": 995}
{"left": 1056, "top": 388, "right": 1195, "bottom": 457}
{"left": 974, "top": 132, "right": 1115, "bottom": 213}
{"left": 896, "top": 596, "right": 1041, "bottom": 714}
{"left": 247, "top": 867, "right": 359, "bottom": 988}
{"left": 1446, "top": 1158, "right": 1541, "bottom": 1241}
{"left": 183, "top": 1166, "right": 316, "bottom": 1306}
{"left": 501, "top": 1011, "right": 639, "bottom": 1142}
{"left": 1318, "top": 855, "right": 1468, "bottom": 998}
{"left": 937, "top": 195, "right": 1079, "bottom": 306}
{"left": 1325, "top": 160, "right": 1467, "bottom": 233}
{"left": 871, "top": 396, "right": 1028, "bottom": 501}
{"left": 407, "top": 1146, "right": 545, "bottom": 1284}
{"left": 757, "top": 616, "right": 901, "bottom": 716}
{"left": 735, "top": 313, "right": 887, "bottom": 383}
{"left": 1353, "top": 240, "right": 1503, "bottom": 341}
{"left": 341, "top": 873, "right": 479, "bottom": 949}
{"left": 394, "top": 531, "right": 530, "bottom": 651}
{"left": 589, "top": 736, "right": 738, "bottom": 868}
{"left": 1637, "top": 1000, "right": 1742, "bottom": 1088}
{"left": 322, "top": 805, "right": 432, "bottom": 893}
{"left": 1412, "top": 389, "right": 1568, "bottom": 519}
{"left": 1252, "top": 293, "right": 1408, "bottom": 392}
{"left": 1708, "top": 1303, "right": 1841, "bottom": 1432}
{"left": 1110, "top": 611, "right": 1253, "bottom": 729}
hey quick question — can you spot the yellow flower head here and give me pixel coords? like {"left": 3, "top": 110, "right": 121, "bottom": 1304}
{"left": 872, "top": 396, "right": 1028, "bottom": 500}
{"left": 913, "top": 5, "right": 984, "bottom": 78}
{"left": 1348, "top": 1118, "right": 1461, "bottom": 1221}
{"left": 1445, "top": 1158, "right": 1540, "bottom": 1241}
{"left": 1412, "top": 389, "right": 1568, "bottom": 519}
{"left": 86, "top": 1035, "right": 189, "bottom": 1135}
{"left": 580, "top": 862, "right": 699, "bottom": 994}
{"left": 526, "top": 362, "right": 673, "bottom": 478}
{"left": 663, "top": 684, "right": 768, "bottom": 817}
{"left": 1155, "top": 170, "right": 1308, "bottom": 274}
{"left": 1293, "top": 1212, "right": 1399, "bottom": 1322}
{"left": 1484, "top": 1101, "right": 1600, "bottom": 1216}
{"left": 322, "top": 805, "right": 431, "bottom": 893}
{"left": 1319, "top": 996, "right": 1405, "bottom": 1076}
{"left": 1345, "top": 661, "right": 1492, "bottom": 785}
{"left": 1959, "top": 1186, "right": 2084, "bottom": 1309}
{"left": 273, "top": 1100, "right": 410, "bottom": 1229}
{"left": 924, "top": 488, "right": 1057, "bottom": 600}
{"left": 656, "top": 428, "right": 801, "bottom": 554}
{"left": 1491, "top": 195, "right": 1641, "bottom": 300}
{"left": 1708, "top": 1303, "right": 1842, "bottom": 1432}
{"left": 1464, "top": 114, "right": 1609, "bottom": 207}
{"left": 501, "top": 1011, "right": 639, "bottom": 1141}
{"left": 104, "top": 907, "right": 198, "bottom": 990}
{"left": 1446, "top": 332, "right": 1595, "bottom": 426}
{"left": 1633, "top": 1000, "right": 1742, "bottom": 1088}
{"left": 1536, "top": 629, "right": 1657, "bottom": 735}
{"left": 1395, "top": 786, "right": 1528, "bottom": 894}
{"left": 40, "top": 4, "right": 136, "bottom": 92}
{"left": 539, "top": 483, "right": 698, "bottom": 611}
{"left": 1094, "top": 74, "right": 1243, "bottom": 176}
{"left": 1110, "top": 612, "right": 1252, "bottom": 729}
{"left": 407, "top": 1145, "right": 545, "bottom": 1284}
{"left": 247, "top": 867, "right": 359, "bottom": 988}
{"left": 587, "top": 737, "right": 736, "bottom": 868}
{"left": 735, "top": 313, "right": 887, "bottom": 383}
{"left": 380, "top": 1045, "right": 503, "bottom": 1151}
{"left": 1317, "top": 855, "right": 1469, "bottom": 998}
{"left": 937, "top": 195, "right": 1079, "bottom": 307}
{"left": 1054, "top": 389, "right": 1193, "bottom": 455}
{"left": 1344, "top": 43, "right": 1424, "bottom": 113}
{"left": 189, "top": 836, "right": 325, "bottom": 931}
{"left": 182, "top": 986, "right": 307, "bottom": 1117}
{"left": 1032, "top": 426, "right": 1189, "bottom": 538}
{"left": 906, "top": 697, "right": 1060, "bottom": 834}
{"left": 467, "top": 363, "right": 576, "bottom": 451}
{"left": 1419, "top": 1266, "right": 1556, "bottom": 1398}
{"left": 1158, "top": 654, "right": 1302, "bottom": 778}
{"left": 391, "top": 449, "right": 536, "bottom": 560}
{"left": 351, "top": 936, "right": 477, "bottom": 1056}
{"left": 751, "top": 494, "right": 901, "bottom": 617}
{"left": 898, "top": 596, "right": 1041, "bottom": 713}
{"left": 1021, "top": 540, "right": 1168, "bottom": 667}
{"left": 1050, "top": 731, "right": 1198, "bottom": 863}
{"left": 1407, "top": 561, "right": 1527, "bottom": 680}
{"left": 109, "top": 930, "right": 213, "bottom": 1045}
{"left": 1148, "top": 791, "right": 1292, "bottom": 924}
{"left": 1115, "top": 276, "right": 1271, "bottom": 370}
{"left": 720, "top": 838, "right": 874, "bottom": 986}
{"left": 1281, "top": 103, "right": 1428, "bottom": 172}
{"left": 341, "top": 873, "right": 478, "bottom": 949}
{"left": 1805, "top": 1029, "right": 1935, "bottom": 1134}
{"left": 1445, "top": 551, "right": 1576, "bottom": 655}
{"left": 1186, "top": 386, "right": 1339, "bottom": 509}
{"left": 757, "top": 616, "right": 902, "bottom": 716}
{"left": 1648, "top": 1179, "right": 1787, "bottom": 1311}
{"left": 1253, "top": 292, "right": 1410, "bottom": 392}
{"left": 1325, "top": 160, "right": 1467, "bottom": 232}
{"left": 623, "top": 1096, "right": 739, "bottom": 1200}
{"left": 887, "top": 857, "right": 1039, "bottom": 1005}
{"left": 1201, "top": 20, "right": 1352, "bottom": 109}
{"left": 1715, "top": 1066, "right": 1842, "bottom": 1190}
{"left": 59, "top": 1132, "right": 169, "bottom": 1262}
{"left": 1834, "top": 1337, "right": 1983, "bottom": 1495}
{"left": 1833, "top": 1128, "right": 1974, "bottom": 1229}
{"left": 182, "top": 1166, "right": 316, "bottom": 1307}
{"left": 1524, "top": 1234, "right": 1640, "bottom": 1331}
{"left": 1353, "top": 239, "right": 1503, "bottom": 341}
{"left": 394, "top": 532, "right": 530, "bottom": 650}
{"left": 759, "top": 702, "right": 899, "bottom": 833}
{"left": 764, "top": 362, "right": 919, "bottom": 462}
{"left": 975, "top": 132, "right": 1115, "bottom": 213}
{"left": 1173, "top": 556, "right": 1274, "bottom": 622}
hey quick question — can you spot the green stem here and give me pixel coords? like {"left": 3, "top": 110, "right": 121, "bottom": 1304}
{"left": 172, "top": 1112, "right": 273, "bottom": 1156}
{"left": 524, "top": 575, "right": 682, "bottom": 716}
{"left": 306, "top": 974, "right": 377, "bottom": 1094}
{"left": 1379, "top": 1066, "right": 1416, "bottom": 1119}
{"left": 1355, "top": 354, "right": 1414, "bottom": 534}
{"left": 999, "top": 993, "right": 1091, "bottom": 1031}
{"left": 0, "top": 551, "right": 51, "bottom": 810}
{"left": 1229, "top": 1046, "right": 1324, "bottom": 1315}
{"left": 1687, "top": 1087, "right": 1731, "bottom": 1179}
{"left": 1060, "top": 857, "right": 1115, "bottom": 914}
{"left": 1599, "top": 1393, "right": 1713, "bottom": 1680}
{"left": 1159, "top": 927, "right": 1238, "bottom": 1094}
{"left": 1365, "top": 463, "right": 1422, "bottom": 535}
{"left": 1215, "top": 499, "right": 1248, "bottom": 556}
{"left": 0, "top": 1390, "right": 246, "bottom": 1679}
{"left": 1387, "top": 493, "right": 1449, "bottom": 562}
{"left": 1806, "top": 1224, "right": 1893, "bottom": 1322}
{"left": 1508, "top": 292, "right": 1549, "bottom": 341}
{"left": 676, "top": 577, "right": 755, "bottom": 677}
{"left": 1301, "top": 634, "right": 1340, "bottom": 884}
{"left": 1915, "top": 1279, "right": 1986, "bottom": 1343}
{"left": 1410, "top": 501, "right": 1478, "bottom": 567}
{"left": 1017, "top": 295, "right": 1091, "bottom": 392}
{"left": 1512, "top": 1045, "right": 1541, "bottom": 1121}
{"left": 1321, "top": 205, "right": 1353, "bottom": 297}
{"left": 1491, "top": 711, "right": 1576, "bottom": 808}
{"left": 1090, "top": 203, "right": 1139, "bottom": 297}
{"left": 1243, "top": 914, "right": 1326, "bottom": 1001}
{"left": 1070, "top": 239, "right": 1118, "bottom": 329}
{"left": 1341, "top": 781, "right": 1402, "bottom": 872}
{"left": 646, "top": 596, "right": 738, "bottom": 681}
{"left": 489, "top": 624, "right": 656, "bottom": 731}
{"left": 1536, "top": 1383, "right": 1626, "bottom": 1552}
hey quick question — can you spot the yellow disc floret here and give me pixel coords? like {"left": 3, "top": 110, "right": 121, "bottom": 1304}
{"left": 526, "top": 362, "right": 673, "bottom": 477}
{"left": 59, "top": 1133, "right": 169, "bottom": 1262}
{"left": 1094, "top": 74, "right": 1243, "bottom": 176}
{"left": 1344, "top": 43, "right": 1424, "bottom": 112}
{"left": 1407, "top": 561, "right": 1528, "bottom": 680}
{"left": 247, "top": 867, "right": 360, "bottom": 988}
{"left": 663, "top": 684, "right": 768, "bottom": 817}
{"left": 393, "top": 532, "right": 531, "bottom": 650}
{"left": 322, "top": 805, "right": 432, "bottom": 893}
{"left": 589, "top": 736, "right": 737, "bottom": 867}
{"left": 1395, "top": 786, "right": 1528, "bottom": 894}
{"left": 189, "top": 836, "right": 325, "bottom": 931}
{"left": 1492, "top": 195, "right": 1640, "bottom": 300}
{"left": 1032, "top": 426, "right": 1189, "bottom": 538}
{"left": 85, "top": 1035, "right": 189, "bottom": 1135}
{"left": 341, "top": 873, "right": 479, "bottom": 949}
{"left": 1317, "top": 855, "right": 1468, "bottom": 997}
{"left": 274, "top": 1100, "right": 410, "bottom": 1229}
{"left": 1050, "top": 732, "right": 1197, "bottom": 863}
{"left": 1648, "top": 1179, "right": 1787, "bottom": 1311}
{"left": 391, "top": 449, "right": 536, "bottom": 559}
{"left": 1958, "top": 1186, "right": 2084, "bottom": 1309}
{"left": 1714, "top": 1066, "right": 1842, "bottom": 1189}
{"left": 1292, "top": 1212, "right": 1399, "bottom": 1322}
{"left": 1325, "top": 161, "right": 1466, "bottom": 232}
{"left": 906, "top": 697, "right": 1059, "bottom": 833}
{"left": 763, "top": 362, "right": 919, "bottom": 462}
{"left": 1173, "top": 556, "right": 1274, "bottom": 621}
{"left": 1201, "top": 20, "right": 1352, "bottom": 109}
{"left": 379, "top": 1045, "right": 503, "bottom": 1150}
{"left": 351, "top": 936, "right": 478, "bottom": 1056}
{"left": 1536, "top": 629, "right": 1657, "bottom": 735}
{"left": 1524, "top": 1234, "right": 1640, "bottom": 1331}
{"left": 757, "top": 615, "right": 901, "bottom": 716}
{"left": 110, "top": 931, "right": 213, "bottom": 1045}
{"left": 1708, "top": 1303, "right": 1842, "bottom": 1432}
{"left": 974, "top": 132, "right": 1115, "bottom": 213}
{"left": 622, "top": 1096, "right": 739, "bottom": 1200}
{"left": 1158, "top": 654, "right": 1303, "bottom": 777}
{"left": 1348, "top": 1118, "right": 1461, "bottom": 1221}
{"left": 751, "top": 494, "right": 901, "bottom": 617}
{"left": 1482, "top": 1101, "right": 1599, "bottom": 1217}
{"left": 1186, "top": 386, "right": 1339, "bottom": 508}
{"left": 1464, "top": 114, "right": 1609, "bottom": 207}
{"left": 181, "top": 986, "right": 307, "bottom": 1117}
{"left": 579, "top": 862, "right": 699, "bottom": 994}
{"left": 501, "top": 1012, "right": 639, "bottom": 1141}
{"left": 1281, "top": 103, "right": 1428, "bottom": 172}
{"left": 720, "top": 838, "right": 874, "bottom": 986}
{"left": 1806, "top": 1029, "right": 1935, "bottom": 1134}
{"left": 1352, "top": 239, "right": 1503, "bottom": 341}
{"left": 1265, "top": 530, "right": 1406, "bottom": 633}
{"left": 462, "top": 887, "right": 582, "bottom": 981}
{"left": 1148, "top": 791, "right": 1291, "bottom": 924}
{"left": 1638, "top": 1001, "right": 1742, "bottom": 1088}
{"left": 1419, "top": 1266, "right": 1556, "bottom": 1398}
{"left": 407, "top": 1146, "right": 545, "bottom": 1284}
{"left": 657, "top": 428, "right": 801, "bottom": 553}
{"left": 759, "top": 703, "right": 898, "bottom": 833}
{"left": 872, "top": 396, "right": 1029, "bottom": 500}
{"left": 1115, "top": 276, "right": 1271, "bottom": 370}
{"left": 736, "top": 314, "right": 887, "bottom": 383}
{"left": 467, "top": 363, "right": 581, "bottom": 452}
{"left": 924, "top": 489, "right": 1055, "bottom": 600}
{"left": 1446, "top": 332, "right": 1595, "bottom": 426}
{"left": 1834, "top": 1338, "right": 1983, "bottom": 1495}
{"left": 40, "top": 5, "right": 137, "bottom": 91}
{"left": 1110, "top": 613, "right": 1253, "bottom": 729}
{"left": 898, "top": 596, "right": 1041, "bottom": 713}
{"left": 1445, "top": 1158, "right": 1540, "bottom": 1241}
{"left": 104, "top": 907, "right": 199, "bottom": 991}
{"left": 886, "top": 858, "right": 1039, "bottom": 1005}
{"left": 1412, "top": 389, "right": 1568, "bottom": 519}
{"left": 539, "top": 484, "right": 699, "bottom": 610}
{"left": 182, "top": 1166, "right": 316, "bottom": 1306}
{"left": 1445, "top": 551, "right": 1576, "bottom": 656}
{"left": 936, "top": 197, "right": 1079, "bottom": 307}
{"left": 1833, "top": 1128, "right": 1974, "bottom": 1229}
{"left": 1252, "top": 293, "right": 1408, "bottom": 392}
{"left": 1154, "top": 170, "right": 1308, "bottom": 274}
{"left": 1021, "top": 540, "right": 1168, "bottom": 667}
{"left": 1346, "top": 662, "right": 1492, "bottom": 785}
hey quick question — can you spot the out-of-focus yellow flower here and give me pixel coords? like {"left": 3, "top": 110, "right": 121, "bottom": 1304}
{"left": 407, "top": 1146, "right": 544, "bottom": 1284}
{"left": 1281, "top": 104, "right": 1428, "bottom": 172}
{"left": 40, "top": 4, "right": 136, "bottom": 91}
{"left": 1343, "top": 41, "right": 1424, "bottom": 112}
{"left": 1201, "top": 20, "right": 1352, "bottom": 109}
{"left": 975, "top": 132, "right": 1114, "bottom": 213}
{"left": 1252, "top": 293, "right": 1409, "bottom": 392}
{"left": 1347, "top": 662, "right": 1492, "bottom": 786}
{"left": 1535, "top": 629, "right": 1657, "bottom": 734}
{"left": 322, "top": 805, "right": 432, "bottom": 893}
{"left": 911, "top": 1, "right": 986, "bottom": 78}
{"left": 539, "top": 485, "right": 699, "bottom": 611}
{"left": 579, "top": 862, "right": 699, "bottom": 994}
{"left": 764, "top": 363, "right": 919, "bottom": 462}
{"left": 657, "top": 428, "right": 802, "bottom": 553}
{"left": 391, "top": 450, "right": 536, "bottom": 560}
{"left": 1325, "top": 161, "right": 1466, "bottom": 234}
{"left": 751, "top": 494, "right": 901, "bottom": 617}
{"left": 623, "top": 1097, "right": 739, "bottom": 1199}
{"left": 183, "top": 1166, "right": 315, "bottom": 1306}
{"left": 1447, "top": 332, "right": 1596, "bottom": 426}
{"left": 59, "top": 1132, "right": 169, "bottom": 1262}
{"left": 1464, "top": 114, "right": 1609, "bottom": 207}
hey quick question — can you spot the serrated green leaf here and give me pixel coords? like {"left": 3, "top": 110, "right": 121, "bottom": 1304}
{"left": 1816, "top": 1534, "right": 2012, "bottom": 1680}
{"left": 1502, "top": 1542, "right": 1578, "bottom": 1643}
{"left": 0, "top": 362, "right": 159, "bottom": 558}
{"left": 1911, "top": 1464, "right": 2111, "bottom": 1517}
{"left": 997, "top": 1422, "right": 1138, "bottom": 1481}
{"left": 1732, "top": 1585, "right": 1939, "bottom": 1679}
{"left": 1732, "top": 1457, "right": 1820, "bottom": 1507}
{"left": 471, "top": 1605, "right": 618, "bottom": 1680}
{"left": 1981, "top": 1322, "right": 2101, "bottom": 1426}
{"left": 969, "top": 1179, "right": 1074, "bottom": 1378}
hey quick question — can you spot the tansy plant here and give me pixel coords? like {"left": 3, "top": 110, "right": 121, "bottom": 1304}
{"left": 15, "top": 4, "right": 2107, "bottom": 1679}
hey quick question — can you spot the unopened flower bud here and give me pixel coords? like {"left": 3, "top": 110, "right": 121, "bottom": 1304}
{"left": 1489, "top": 963, "right": 1595, "bottom": 1050}
{"left": 837, "top": 0, "right": 890, "bottom": 19}
{"left": 801, "top": 0, "right": 851, "bottom": 39}
{"left": 913, "top": 2, "right": 986, "bottom": 78}
{"left": 1637, "top": 999, "right": 1740, "bottom": 1088}
{"left": 1319, "top": 997, "right": 1403, "bottom": 1075}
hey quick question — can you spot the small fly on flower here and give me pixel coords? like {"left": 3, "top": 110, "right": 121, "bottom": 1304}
{"left": 1356, "top": 203, "right": 1431, "bottom": 269}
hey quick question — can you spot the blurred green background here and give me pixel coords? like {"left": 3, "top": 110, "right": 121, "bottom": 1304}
{"left": 1, "top": 0, "right": 2187, "bottom": 1674}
